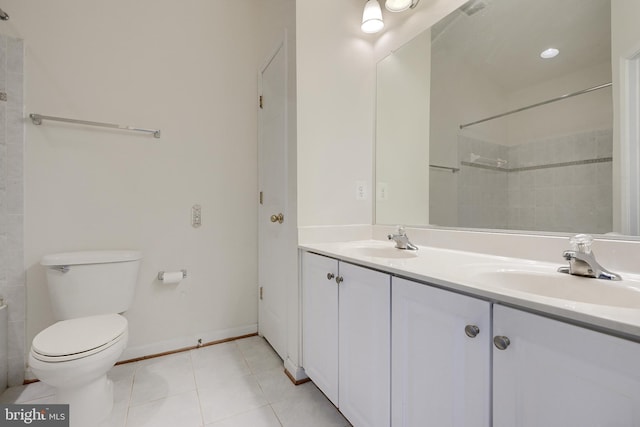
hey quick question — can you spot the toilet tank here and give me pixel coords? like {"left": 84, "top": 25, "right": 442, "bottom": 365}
{"left": 41, "top": 250, "right": 142, "bottom": 321}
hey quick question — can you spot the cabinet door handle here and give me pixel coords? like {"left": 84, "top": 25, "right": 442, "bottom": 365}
{"left": 493, "top": 335, "right": 511, "bottom": 350}
{"left": 327, "top": 273, "right": 335, "bottom": 280}
{"left": 464, "top": 325, "right": 480, "bottom": 338}
{"left": 335, "top": 276, "right": 344, "bottom": 284}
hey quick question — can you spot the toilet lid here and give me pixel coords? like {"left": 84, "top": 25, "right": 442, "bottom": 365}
{"left": 32, "top": 314, "right": 127, "bottom": 362}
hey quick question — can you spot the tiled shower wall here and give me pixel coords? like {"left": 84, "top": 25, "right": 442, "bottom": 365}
{"left": 0, "top": 34, "right": 25, "bottom": 388}
{"left": 457, "top": 136, "right": 508, "bottom": 229}
{"left": 458, "top": 129, "right": 613, "bottom": 234}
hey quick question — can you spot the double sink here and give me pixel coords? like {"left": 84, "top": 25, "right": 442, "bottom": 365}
{"left": 338, "top": 240, "right": 640, "bottom": 311}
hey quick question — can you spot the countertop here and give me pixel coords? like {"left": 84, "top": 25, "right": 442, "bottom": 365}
{"left": 300, "top": 240, "right": 640, "bottom": 341}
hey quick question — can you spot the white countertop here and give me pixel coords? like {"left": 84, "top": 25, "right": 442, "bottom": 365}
{"left": 300, "top": 240, "right": 640, "bottom": 340}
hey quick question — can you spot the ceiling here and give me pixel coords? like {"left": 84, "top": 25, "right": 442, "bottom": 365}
{"left": 431, "top": 0, "right": 612, "bottom": 92}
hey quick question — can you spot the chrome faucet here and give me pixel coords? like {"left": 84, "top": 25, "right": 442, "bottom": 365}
{"left": 557, "top": 234, "right": 621, "bottom": 281}
{"left": 388, "top": 226, "right": 418, "bottom": 250}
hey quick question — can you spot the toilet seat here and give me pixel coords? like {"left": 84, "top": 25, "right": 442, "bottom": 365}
{"left": 32, "top": 314, "right": 127, "bottom": 362}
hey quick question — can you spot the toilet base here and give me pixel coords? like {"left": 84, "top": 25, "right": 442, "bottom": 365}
{"left": 55, "top": 374, "right": 114, "bottom": 427}
{"left": 29, "top": 322, "right": 128, "bottom": 426}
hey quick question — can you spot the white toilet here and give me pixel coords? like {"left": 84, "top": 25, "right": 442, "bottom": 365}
{"left": 29, "top": 250, "right": 142, "bottom": 427}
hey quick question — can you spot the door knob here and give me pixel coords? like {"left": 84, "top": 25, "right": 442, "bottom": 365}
{"left": 335, "top": 276, "right": 344, "bottom": 285}
{"left": 270, "top": 213, "right": 284, "bottom": 224}
{"left": 327, "top": 273, "right": 335, "bottom": 280}
{"left": 493, "top": 335, "right": 511, "bottom": 350}
{"left": 464, "top": 325, "right": 480, "bottom": 338}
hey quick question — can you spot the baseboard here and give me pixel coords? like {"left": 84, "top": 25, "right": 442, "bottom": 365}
{"left": 284, "top": 357, "right": 309, "bottom": 385}
{"left": 118, "top": 323, "right": 258, "bottom": 362}
{"left": 117, "top": 332, "right": 258, "bottom": 364}
{"left": 23, "top": 369, "right": 37, "bottom": 383}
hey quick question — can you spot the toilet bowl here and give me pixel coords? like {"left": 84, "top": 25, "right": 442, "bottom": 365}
{"left": 29, "top": 314, "right": 129, "bottom": 427}
{"left": 31, "top": 250, "right": 141, "bottom": 426}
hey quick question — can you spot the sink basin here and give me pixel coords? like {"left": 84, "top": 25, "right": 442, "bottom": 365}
{"left": 473, "top": 268, "right": 640, "bottom": 309}
{"left": 345, "top": 245, "right": 419, "bottom": 260}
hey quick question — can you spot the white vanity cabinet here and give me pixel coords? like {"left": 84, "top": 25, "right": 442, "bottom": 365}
{"left": 391, "top": 277, "right": 491, "bottom": 427}
{"left": 493, "top": 305, "right": 640, "bottom": 427}
{"left": 302, "top": 252, "right": 391, "bottom": 427}
{"left": 302, "top": 247, "right": 640, "bottom": 427}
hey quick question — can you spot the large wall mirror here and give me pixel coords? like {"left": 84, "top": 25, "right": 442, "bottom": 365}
{"left": 374, "top": 0, "right": 639, "bottom": 236}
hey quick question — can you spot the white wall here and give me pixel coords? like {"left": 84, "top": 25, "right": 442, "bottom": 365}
{"left": 0, "top": 0, "right": 295, "bottom": 364}
{"left": 296, "top": 0, "right": 375, "bottom": 227}
{"left": 296, "top": 0, "right": 467, "bottom": 228}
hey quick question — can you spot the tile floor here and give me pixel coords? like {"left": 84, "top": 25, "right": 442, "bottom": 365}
{"left": 0, "top": 336, "right": 351, "bottom": 427}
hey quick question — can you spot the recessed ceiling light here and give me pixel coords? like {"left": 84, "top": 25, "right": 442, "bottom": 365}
{"left": 540, "top": 48, "right": 559, "bottom": 59}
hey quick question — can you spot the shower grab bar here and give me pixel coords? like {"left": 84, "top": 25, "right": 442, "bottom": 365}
{"left": 429, "top": 164, "right": 460, "bottom": 173}
{"left": 459, "top": 82, "right": 612, "bottom": 129}
{"left": 29, "top": 113, "right": 161, "bottom": 139}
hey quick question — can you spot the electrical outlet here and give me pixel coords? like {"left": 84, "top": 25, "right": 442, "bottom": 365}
{"left": 356, "top": 181, "right": 368, "bottom": 200}
{"left": 377, "top": 182, "right": 389, "bottom": 201}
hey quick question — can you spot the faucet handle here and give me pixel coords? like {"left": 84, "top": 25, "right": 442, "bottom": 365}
{"left": 396, "top": 225, "right": 406, "bottom": 236}
{"left": 569, "top": 234, "right": 593, "bottom": 254}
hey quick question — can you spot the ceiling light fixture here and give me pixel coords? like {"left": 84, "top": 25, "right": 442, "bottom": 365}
{"left": 362, "top": 0, "right": 385, "bottom": 34}
{"left": 385, "top": 0, "right": 417, "bottom": 12}
{"left": 540, "top": 48, "right": 560, "bottom": 59}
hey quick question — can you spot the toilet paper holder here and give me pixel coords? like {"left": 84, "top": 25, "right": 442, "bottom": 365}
{"left": 157, "top": 270, "right": 188, "bottom": 281}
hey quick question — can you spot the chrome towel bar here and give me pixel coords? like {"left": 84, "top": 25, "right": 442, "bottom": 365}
{"left": 29, "top": 113, "right": 161, "bottom": 139}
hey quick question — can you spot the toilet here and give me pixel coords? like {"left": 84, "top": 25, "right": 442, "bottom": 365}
{"left": 29, "top": 250, "right": 142, "bottom": 427}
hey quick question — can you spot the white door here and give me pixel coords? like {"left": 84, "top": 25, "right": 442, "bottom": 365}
{"left": 392, "top": 277, "right": 491, "bottom": 427}
{"left": 301, "top": 252, "right": 339, "bottom": 406}
{"left": 258, "top": 41, "right": 287, "bottom": 359}
{"left": 493, "top": 305, "right": 640, "bottom": 427}
{"left": 339, "top": 262, "right": 391, "bottom": 427}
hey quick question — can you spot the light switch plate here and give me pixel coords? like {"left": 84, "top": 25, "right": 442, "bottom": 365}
{"left": 192, "top": 204, "right": 202, "bottom": 228}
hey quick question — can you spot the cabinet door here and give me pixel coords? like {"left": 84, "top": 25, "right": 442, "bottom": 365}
{"left": 391, "top": 277, "right": 491, "bottom": 427}
{"left": 339, "top": 262, "right": 391, "bottom": 427}
{"left": 494, "top": 305, "right": 640, "bottom": 427}
{"left": 302, "top": 252, "right": 339, "bottom": 406}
